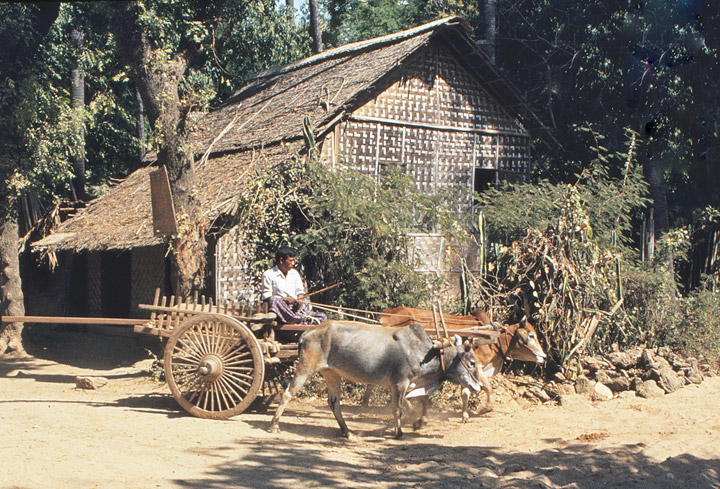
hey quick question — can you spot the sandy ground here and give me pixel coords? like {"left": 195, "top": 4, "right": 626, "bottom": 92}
{"left": 1, "top": 329, "right": 719, "bottom": 489}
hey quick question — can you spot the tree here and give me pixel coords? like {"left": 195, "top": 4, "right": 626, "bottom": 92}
{"left": 111, "top": 0, "right": 310, "bottom": 297}
{"left": 308, "top": 0, "right": 322, "bottom": 53}
{"left": 111, "top": 1, "right": 210, "bottom": 297}
{"left": 0, "top": 2, "right": 61, "bottom": 355}
{"left": 69, "top": 28, "right": 86, "bottom": 201}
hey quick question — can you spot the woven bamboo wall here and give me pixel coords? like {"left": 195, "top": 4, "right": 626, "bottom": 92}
{"left": 215, "top": 226, "right": 257, "bottom": 305}
{"left": 131, "top": 246, "right": 166, "bottom": 315}
{"left": 325, "top": 42, "right": 530, "bottom": 276}
{"left": 332, "top": 42, "right": 530, "bottom": 217}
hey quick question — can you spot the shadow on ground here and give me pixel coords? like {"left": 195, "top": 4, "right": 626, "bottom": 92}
{"left": 173, "top": 438, "right": 719, "bottom": 489}
{"left": 22, "top": 323, "right": 162, "bottom": 369}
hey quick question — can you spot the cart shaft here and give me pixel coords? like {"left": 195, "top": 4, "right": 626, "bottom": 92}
{"left": 1, "top": 315, "right": 148, "bottom": 326}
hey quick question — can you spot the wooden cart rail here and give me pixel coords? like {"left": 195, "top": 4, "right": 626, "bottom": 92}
{"left": 0, "top": 315, "right": 150, "bottom": 327}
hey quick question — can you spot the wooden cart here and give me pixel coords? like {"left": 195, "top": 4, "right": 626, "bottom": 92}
{"left": 2, "top": 290, "right": 499, "bottom": 420}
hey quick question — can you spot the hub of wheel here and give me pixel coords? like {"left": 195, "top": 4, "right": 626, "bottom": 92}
{"left": 197, "top": 354, "right": 224, "bottom": 382}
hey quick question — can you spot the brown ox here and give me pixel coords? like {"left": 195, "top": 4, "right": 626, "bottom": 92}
{"left": 368, "top": 306, "right": 547, "bottom": 421}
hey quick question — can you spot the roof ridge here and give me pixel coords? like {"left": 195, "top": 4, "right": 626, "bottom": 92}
{"left": 242, "top": 16, "right": 464, "bottom": 85}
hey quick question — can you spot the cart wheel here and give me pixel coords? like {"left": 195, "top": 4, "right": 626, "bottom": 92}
{"left": 164, "top": 314, "right": 264, "bottom": 419}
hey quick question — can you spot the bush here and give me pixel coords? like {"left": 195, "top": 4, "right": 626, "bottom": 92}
{"left": 661, "top": 279, "right": 720, "bottom": 364}
{"left": 234, "top": 147, "right": 462, "bottom": 313}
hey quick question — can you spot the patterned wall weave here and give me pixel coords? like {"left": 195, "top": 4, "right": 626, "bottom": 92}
{"left": 339, "top": 43, "right": 530, "bottom": 217}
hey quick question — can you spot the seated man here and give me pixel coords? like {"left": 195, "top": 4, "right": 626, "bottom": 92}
{"left": 261, "top": 246, "right": 326, "bottom": 329}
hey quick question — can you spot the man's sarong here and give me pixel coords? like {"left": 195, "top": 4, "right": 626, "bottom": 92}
{"left": 266, "top": 296, "right": 326, "bottom": 325}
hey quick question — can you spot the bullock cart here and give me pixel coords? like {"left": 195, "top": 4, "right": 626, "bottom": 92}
{"left": 1, "top": 292, "right": 499, "bottom": 420}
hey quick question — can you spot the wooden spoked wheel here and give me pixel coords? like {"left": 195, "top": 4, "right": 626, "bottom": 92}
{"left": 164, "top": 314, "right": 265, "bottom": 419}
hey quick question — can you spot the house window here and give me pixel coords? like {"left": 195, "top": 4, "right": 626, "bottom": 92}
{"left": 474, "top": 167, "right": 497, "bottom": 193}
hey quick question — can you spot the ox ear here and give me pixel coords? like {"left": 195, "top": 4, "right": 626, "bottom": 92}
{"left": 453, "top": 334, "right": 462, "bottom": 347}
{"left": 463, "top": 340, "right": 472, "bottom": 352}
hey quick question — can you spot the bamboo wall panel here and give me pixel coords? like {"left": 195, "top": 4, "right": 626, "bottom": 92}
{"left": 409, "top": 234, "right": 482, "bottom": 274}
{"left": 354, "top": 45, "right": 526, "bottom": 134}
{"left": 218, "top": 40, "right": 531, "bottom": 296}
{"left": 339, "top": 42, "right": 530, "bottom": 218}
{"left": 216, "top": 226, "right": 257, "bottom": 305}
{"left": 131, "top": 246, "right": 166, "bottom": 315}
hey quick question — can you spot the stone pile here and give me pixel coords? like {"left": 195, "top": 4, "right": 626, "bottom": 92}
{"left": 553, "top": 346, "right": 716, "bottom": 401}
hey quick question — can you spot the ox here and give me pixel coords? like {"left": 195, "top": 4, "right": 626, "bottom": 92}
{"left": 369, "top": 306, "right": 547, "bottom": 421}
{"left": 268, "top": 319, "right": 485, "bottom": 438}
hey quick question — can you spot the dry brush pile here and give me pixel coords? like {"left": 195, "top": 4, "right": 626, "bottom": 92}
{"left": 471, "top": 188, "right": 639, "bottom": 372}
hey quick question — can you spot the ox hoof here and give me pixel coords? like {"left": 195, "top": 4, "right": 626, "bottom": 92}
{"left": 461, "top": 414, "right": 470, "bottom": 424}
{"left": 268, "top": 424, "right": 280, "bottom": 434}
{"left": 413, "top": 418, "right": 427, "bottom": 431}
{"left": 342, "top": 432, "right": 358, "bottom": 442}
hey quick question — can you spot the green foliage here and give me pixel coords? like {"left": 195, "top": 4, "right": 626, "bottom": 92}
{"left": 623, "top": 267, "right": 720, "bottom": 364}
{"left": 299, "top": 160, "right": 454, "bottom": 311}
{"left": 0, "top": 1, "right": 310, "bottom": 221}
{"left": 478, "top": 127, "right": 648, "bottom": 253}
{"left": 235, "top": 151, "right": 459, "bottom": 312}
{"left": 323, "top": 0, "right": 478, "bottom": 47}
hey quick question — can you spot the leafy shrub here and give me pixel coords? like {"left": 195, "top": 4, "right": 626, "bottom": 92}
{"left": 234, "top": 150, "right": 462, "bottom": 312}
{"left": 657, "top": 278, "right": 720, "bottom": 365}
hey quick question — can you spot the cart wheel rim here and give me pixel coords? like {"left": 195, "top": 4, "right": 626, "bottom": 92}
{"left": 164, "top": 314, "right": 265, "bottom": 419}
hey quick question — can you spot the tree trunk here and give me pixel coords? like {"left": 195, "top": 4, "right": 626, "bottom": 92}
{"left": 112, "top": 2, "right": 207, "bottom": 298}
{"left": 70, "top": 28, "right": 86, "bottom": 201}
{"left": 0, "top": 3, "right": 60, "bottom": 356}
{"left": 136, "top": 88, "right": 145, "bottom": 161}
{"left": 0, "top": 211, "right": 26, "bottom": 356}
{"left": 286, "top": 0, "right": 294, "bottom": 26}
{"left": 308, "top": 0, "right": 322, "bottom": 54}
{"left": 484, "top": 0, "right": 496, "bottom": 63}
{"left": 644, "top": 150, "right": 669, "bottom": 233}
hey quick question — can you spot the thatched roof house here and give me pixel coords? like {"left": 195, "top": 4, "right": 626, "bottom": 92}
{"left": 31, "top": 17, "right": 553, "bottom": 317}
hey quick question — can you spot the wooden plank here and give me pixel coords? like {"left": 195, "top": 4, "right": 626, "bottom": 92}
{"left": 149, "top": 165, "right": 178, "bottom": 236}
{"left": 1, "top": 315, "right": 146, "bottom": 326}
{"left": 137, "top": 303, "right": 277, "bottom": 323}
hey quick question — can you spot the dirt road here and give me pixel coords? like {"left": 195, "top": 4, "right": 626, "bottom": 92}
{"left": 1, "top": 350, "right": 719, "bottom": 489}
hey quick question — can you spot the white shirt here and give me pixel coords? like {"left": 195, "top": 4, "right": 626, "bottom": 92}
{"left": 261, "top": 266, "right": 306, "bottom": 301}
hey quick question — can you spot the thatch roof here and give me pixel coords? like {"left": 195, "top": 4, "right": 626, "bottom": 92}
{"left": 33, "top": 16, "right": 554, "bottom": 252}
{"left": 32, "top": 143, "right": 301, "bottom": 251}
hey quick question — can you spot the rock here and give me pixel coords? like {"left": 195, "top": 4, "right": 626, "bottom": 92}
{"left": 640, "top": 348, "right": 670, "bottom": 369}
{"left": 552, "top": 371, "right": 567, "bottom": 383}
{"left": 574, "top": 377, "right": 594, "bottom": 396}
{"left": 636, "top": 380, "right": 665, "bottom": 398}
{"left": 686, "top": 372, "right": 703, "bottom": 385}
{"left": 528, "top": 387, "right": 552, "bottom": 403}
{"left": 643, "top": 367, "right": 684, "bottom": 393}
{"left": 629, "top": 377, "right": 644, "bottom": 391}
{"left": 556, "top": 383, "right": 577, "bottom": 396}
{"left": 640, "top": 348, "right": 655, "bottom": 367}
{"left": 668, "top": 353, "right": 689, "bottom": 371}
{"left": 580, "top": 356, "right": 612, "bottom": 374}
{"left": 595, "top": 369, "right": 631, "bottom": 392}
{"left": 618, "top": 390, "right": 636, "bottom": 399}
{"left": 75, "top": 376, "right": 108, "bottom": 389}
{"left": 592, "top": 382, "right": 614, "bottom": 401}
{"left": 606, "top": 351, "right": 638, "bottom": 370}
